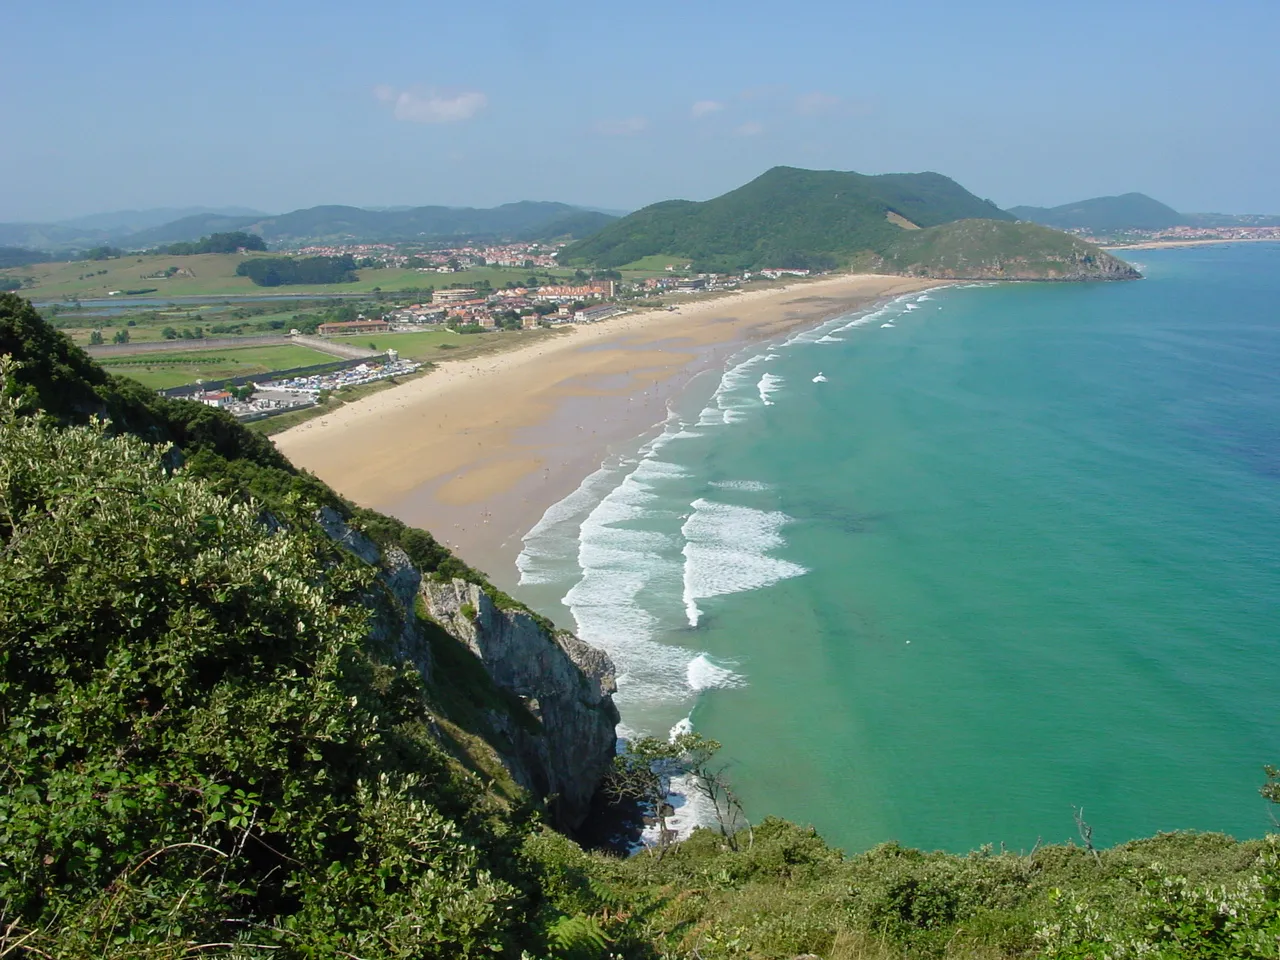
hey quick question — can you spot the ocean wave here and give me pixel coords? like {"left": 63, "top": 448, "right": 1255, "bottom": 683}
{"left": 697, "top": 352, "right": 770, "bottom": 426}
{"left": 757, "top": 372, "right": 784, "bottom": 406}
{"left": 687, "top": 653, "right": 747, "bottom": 691}
{"left": 681, "top": 498, "right": 808, "bottom": 627}
{"left": 516, "top": 456, "right": 635, "bottom": 585}
{"left": 813, "top": 373, "right": 828, "bottom": 382}
{"left": 708, "top": 480, "right": 771, "bottom": 491}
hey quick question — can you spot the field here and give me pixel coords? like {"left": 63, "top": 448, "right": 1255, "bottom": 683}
{"left": 3, "top": 254, "right": 558, "bottom": 301}
{"left": 615, "top": 253, "right": 693, "bottom": 276}
{"left": 100, "top": 343, "right": 338, "bottom": 390}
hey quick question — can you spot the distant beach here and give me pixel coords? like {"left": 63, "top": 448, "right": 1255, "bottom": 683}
{"left": 273, "top": 273, "right": 941, "bottom": 580}
{"left": 1103, "top": 237, "right": 1280, "bottom": 251}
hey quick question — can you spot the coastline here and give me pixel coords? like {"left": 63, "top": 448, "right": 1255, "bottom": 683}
{"left": 273, "top": 273, "right": 943, "bottom": 585}
{"left": 1102, "top": 237, "right": 1280, "bottom": 251}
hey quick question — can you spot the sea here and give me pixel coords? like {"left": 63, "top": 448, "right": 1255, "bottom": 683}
{"left": 514, "top": 243, "right": 1280, "bottom": 854}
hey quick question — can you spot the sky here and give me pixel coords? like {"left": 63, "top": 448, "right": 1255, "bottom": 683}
{"left": 2, "top": 0, "right": 1277, "bottom": 222}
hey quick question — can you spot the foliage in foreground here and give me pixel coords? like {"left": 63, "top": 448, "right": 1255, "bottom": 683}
{"left": 0, "top": 374, "right": 547, "bottom": 956}
{"left": 523, "top": 819, "right": 1280, "bottom": 960}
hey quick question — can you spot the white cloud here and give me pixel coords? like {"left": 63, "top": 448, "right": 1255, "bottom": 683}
{"left": 690, "top": 99, "right": 724, "bottom": 119}
{"left": 375, "top": 85, "right": 488, "bottom": 123}
{"left": 735, "top": 121, "right": 765, "bottom": 137}
{"left": 595, "top": 116, "right": 649, "bottom": 136}
{"left": 795, "top": 92, "right": 841, "bottom": 115}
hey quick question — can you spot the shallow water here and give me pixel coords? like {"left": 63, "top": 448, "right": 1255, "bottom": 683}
{"left": 517, "top": 244, "right": 1280, "bottom": 852}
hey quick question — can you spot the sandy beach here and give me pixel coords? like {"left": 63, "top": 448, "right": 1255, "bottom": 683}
{"left": 274, "top": 273, "right": 941, "bottom": 584}
{"left": 1102, "top": 237, "right": 1280, "bottom": 251}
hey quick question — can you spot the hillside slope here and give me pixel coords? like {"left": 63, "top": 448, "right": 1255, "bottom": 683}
{"left": 126, "top": 201, "right": 617, "bottom": 247}
{"left": 868, "top": 219, "right": 1141, "bottom": 280}
{"left": 1008, "top": 192, "right": 1184, "bottom": 232}
{"left": 559, "top": 166, "right": 1013, "bottom": 272}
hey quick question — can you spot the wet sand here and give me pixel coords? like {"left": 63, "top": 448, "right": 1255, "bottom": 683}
{"left": 274, "top": 274, "right": 942, "bottom": 585}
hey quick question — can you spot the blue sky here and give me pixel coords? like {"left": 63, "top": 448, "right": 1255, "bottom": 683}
{"left": 3, "top": 0, "right": 1276, "bottom": 221}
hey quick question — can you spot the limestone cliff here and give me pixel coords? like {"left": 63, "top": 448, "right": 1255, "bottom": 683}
{"left": 318, "top": 508, "right": 619, "bottom": 831}
{"left": 421, "top": 579, "right": 620, "bottom": 830}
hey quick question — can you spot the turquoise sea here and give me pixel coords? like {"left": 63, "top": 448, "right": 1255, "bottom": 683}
{"left": 515, "top": 243, "right": 1280, "bottom": 853}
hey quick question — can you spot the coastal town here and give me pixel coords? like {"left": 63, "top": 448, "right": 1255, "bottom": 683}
{"left": 157, "top": 243, "right": 820, "bottom": 422}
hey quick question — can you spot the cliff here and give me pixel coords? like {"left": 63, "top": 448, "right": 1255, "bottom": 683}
{"left": 422, "top": 579, "right": 619, "bottom": 828}
{"left": 315, "top": 508, "right": 619, "bottom": 832}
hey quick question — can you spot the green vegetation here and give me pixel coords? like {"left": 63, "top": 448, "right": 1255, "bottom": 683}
{"left": 100, "top": 342, "right": 339, "bottom": 389}
{"left": 236, "top": 253, "right": 359, "bottom": 286}
{"left": 0, "top": 245, "right": 52, "bottom": 268}
{"left": 152, "top": 230, "right": 268, "bottom": 255}
{"left": 1008, "top": 193, "right": 1184, "bottom": 233}
{"left": 560, "top": 166, "right": 1013, "bottom": 273}
{"left": 127, "top": 201, "right": 618, "bottom": 247}
{"left": 863, "top": 220, "right": 1142, "bottom": 280}
{"left": 2, "top": 292, "right": 1277, "bottom": 958}
{"left": 0, "top": 253, "right": 559, "bottom": 300}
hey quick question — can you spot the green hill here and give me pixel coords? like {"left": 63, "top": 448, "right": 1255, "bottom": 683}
{"left": 867, "top": 219, "right": 1142, "bottom": 280}
{"left": 126, "top": 201, "right": 617, "bottom": 248}
{"left": 1008, "top": 192, "right": 1184, "bottom": 232}
{"left": 2, "top": 294, "right": 1276, "bottom": 958}
{"left": 559, "top": 166, "right": 1014, "bottom": 273}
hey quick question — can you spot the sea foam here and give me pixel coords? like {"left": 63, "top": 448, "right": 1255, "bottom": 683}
{"left": 757, "top": 372, "right": 784, "bottom": 406}
{"left": 681, "top": 498, "right": 808, "bottom": 627}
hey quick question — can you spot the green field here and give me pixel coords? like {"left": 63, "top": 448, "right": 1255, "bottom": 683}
{"left": 3, "top": 254, "right": 559, "bottom": 301}
{"left": 356, "top": 329, "right": 478, "bottom": 358}
{"left": 615, "top": 253, "right": 693, "bottom": 276}
{"left": 100, "top": 343, "right": 337, "bottom": 390}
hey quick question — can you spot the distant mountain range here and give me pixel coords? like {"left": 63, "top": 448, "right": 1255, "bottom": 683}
{"left": 0, "top": 202, "right": 617, "bottom": 256}
{"left": 560, "top": 166, "right": 1136, "bottom": 280}
{"left": 1009, "top": 193, "right": 1280, "bottom": 232}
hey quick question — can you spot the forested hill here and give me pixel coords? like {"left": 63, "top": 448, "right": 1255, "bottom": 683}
{"left": 558, "top": 166, "right": 1015, "bottom": 272}
{"left": 1008, "top": 192, "right": 1184, "bottom": 232}
{"left": 126, "top": 201, "right": 617, "bottom": 247}
{"left": 866, "top": 219, "right": 1142, "bottom": 280}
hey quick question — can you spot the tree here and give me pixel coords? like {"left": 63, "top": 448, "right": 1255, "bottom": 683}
{"left": 111, "top": 328, "right": 130, "bottom": 344}
{"left": 1263, "top": 765, "right": 1280, "bottom": 811}
{"left": 88, "top": 329, "right": 104, "bottom": 345}
{"left": 161, "top": 326, "right": 179, "bottom": 339}
{"left": 606, "top": 731, "right": 747, "bottom": 857}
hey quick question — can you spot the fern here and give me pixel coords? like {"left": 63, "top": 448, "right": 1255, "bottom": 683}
{"left": 546, "top": 913, "right": 608, "bottom": 960}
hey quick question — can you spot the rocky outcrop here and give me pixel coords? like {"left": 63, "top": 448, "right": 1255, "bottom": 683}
{"left": 318, "top": 507, "right": 431, "bottom": 682}
{"left": 421, "top": 579, "right": 619, "bottom": 830}
{"left": 316, "top": 508, "right": 619, "bottom": 832}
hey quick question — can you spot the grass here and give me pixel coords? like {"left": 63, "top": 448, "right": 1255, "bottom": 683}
{"left": 615, "top": 253, "right": 694, "bottom": 276}
{"left": 3, "top": 254, "right": 556, "bottom": 300}
{"left": 362, "top": 325, "right": 567, "bottom": 361}
{"left": 101, "top": 343, "right": 337, "bottom": 390}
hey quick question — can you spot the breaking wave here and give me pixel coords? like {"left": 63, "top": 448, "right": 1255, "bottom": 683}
{"left": 681, "top": 498, "right": 808, "bottom": 627}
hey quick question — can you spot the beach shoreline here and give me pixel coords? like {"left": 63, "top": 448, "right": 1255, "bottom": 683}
{"left": 273, "top": 273, "right": 944, "bottom": 586}
{"left": 1102, "top": 237, "right": 1280, "bottom": 251}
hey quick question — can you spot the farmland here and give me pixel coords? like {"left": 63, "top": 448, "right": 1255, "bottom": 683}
{"left": 100, "top": 343, "right": 338, "bottom": 390}
{"left": 3, "top": 253, "right": 562, "bottom": 301}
